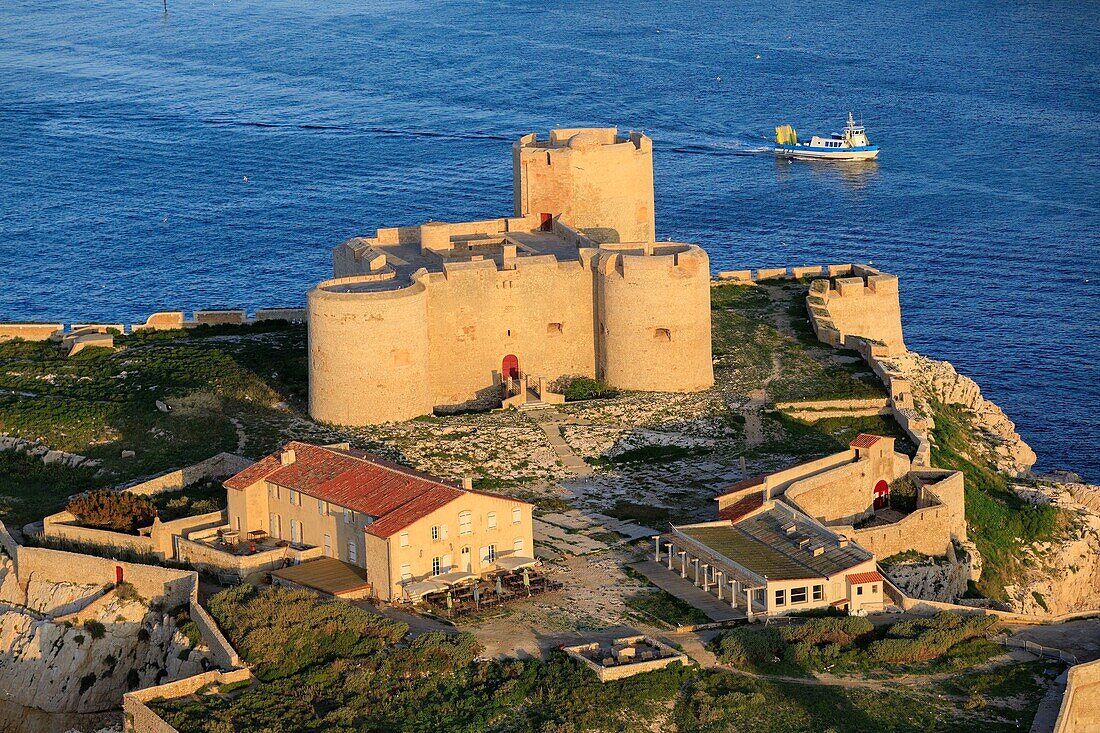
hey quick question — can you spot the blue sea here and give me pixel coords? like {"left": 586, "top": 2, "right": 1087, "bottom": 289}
{"left": 0, "top": 0, "right": 1097, "bottom": 481}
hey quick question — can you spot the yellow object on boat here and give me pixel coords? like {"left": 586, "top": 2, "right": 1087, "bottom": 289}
{"left": 775, "top": 124, "right": 798, "bottom": 145}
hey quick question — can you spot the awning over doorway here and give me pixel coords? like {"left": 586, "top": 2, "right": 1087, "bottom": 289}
{"left": 496, "top": 556, "right": 538, "bottom": 571}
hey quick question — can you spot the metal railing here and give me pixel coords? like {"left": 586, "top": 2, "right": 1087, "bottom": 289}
{"left": 997, "top": 634, "right": 1078, "bottom": 665}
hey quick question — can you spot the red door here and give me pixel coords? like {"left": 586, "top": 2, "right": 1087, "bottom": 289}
{"left": 502, "top": 355, "right": 519, "bottom": 380}
{"left": 115, "top": 565, "right": 124, "bottom": 585}
{"left": 873, "top": 480, "right": 890, "bottom": 511}
{"left": 539, "top": 213, "right": 553, "bottom": 231}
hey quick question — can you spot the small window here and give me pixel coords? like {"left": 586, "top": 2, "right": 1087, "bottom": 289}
{"left": 288, "top": 489, "right": 297, "bottom": 506}
{"left": 654, "top": 328, "right": 671, "bottom": 342}
{"left": 547, "top": 322, "right": 563, "bottom": 334}
{"left": 812, "top": 584, "right": 824, "bottom": 602}
{"left": 487, "top": 544, "right": 496, "bottom": 563}
{"left": 487, "top": 512, "right": 497, "bottom": 529}
{"left": 269, "top": 484, "right": 279, "bottom": 500}
{"left": 441, "top": 524, "right": 448, "bottom": 539}
{"left": 347, "top": 540, "right": 358, "bottom": 564}
{"left": 399, "top": 532, "right": 410, "bottom": 548}
{"left": 791, "top": 587, "right": 807, "bottom": 604}
{"left": 317, "top": 499, "right": 326, "bottom": 515}
{"left": 871, "top": 584, "right": 878, "bottom": 594}
{"left": 432, "top": 557, "right": 441, "bottom": 576}
{"left": 512, "top": 508, "right": 521, "bottom": 524}
{"left": 774, "top": 589, "right": 786, "bottom": 607}
{"left": 857, "top": 585, "right": 864, "bottom": 596}
{"left": 459, "top": 511, "right": 472, "bottom": 536}
{"left": 323, "top": 533, "right": 332, "bottom": 557}
{"left": 344, "top": 509, "right": 352, "bottom": 524}
{"left": 431, "top": 525, "right": 440, "bottom": 541}
{"left": 513, "top": 537, "right": 524, "bottom": 554}
{"left": 400, "top": 563, "right": 412, "bottom": 582}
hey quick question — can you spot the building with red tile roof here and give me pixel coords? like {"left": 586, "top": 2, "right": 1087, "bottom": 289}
{"left": 224, "top": 442, "right": 534, "bottom": 602}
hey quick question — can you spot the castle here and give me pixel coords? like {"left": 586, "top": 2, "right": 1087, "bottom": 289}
{"left": 307, "top": 128, "right": 714, "bottom": 426}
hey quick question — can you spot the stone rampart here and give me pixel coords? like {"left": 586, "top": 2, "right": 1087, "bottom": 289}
{"left": 123, "top": 668, "right": 253, "bottom": 733}
{"left": 0, "top": 323, "right": 63, "bottom": 341}
{"left": 1054, "top": 658, "right": 1100, "bottom": 733}
{"left": 713, "top": 263, "right": 855, "bottom": 283}
{"left": 189, "top": 597, "right": 241, "bottom": 668}
{"left": 42, "top": 511, "right": 158, "bottom": 557}
{"left": 175, "top": 536, "right": 322, "bottom": 582}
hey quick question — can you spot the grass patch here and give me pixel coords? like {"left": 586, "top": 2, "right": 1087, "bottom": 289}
{"left": 590, "top": 444, "right": 705, "bottom": 467}
{"left": 625, "top": 588, "right": 710, "bottom": 627}
{"left": 930, "top": 401, "right": 1064, "bottom": 600}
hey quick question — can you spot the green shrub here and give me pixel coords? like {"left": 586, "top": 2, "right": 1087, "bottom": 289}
{"left": 79, "top": 673, "right": 98, "bottom": 694}
{"left": 83, "top": 620, "right": 106, "bottom": 639}
{"left": 66, "top": 490, "right": 156, "bottom": 533}
{"left": 560, "top": 377, "right": 618, "bottom": 401}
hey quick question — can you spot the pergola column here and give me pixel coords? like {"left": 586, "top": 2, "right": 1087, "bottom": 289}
{"left": 701, "top": 564, "right": 710, "bottom": 592}
{"left": 692, "top": 558, "right": 700, "bottom": 586}
{"left": 666, "top": 544, "right": 674, "bottom": 570}
{"left": 653, "top": 536, "right": 661, "bottom": 563}
{"left": 729, "top": 579, "right": 738, "bottom": 608}
{"left": 715, "top": 571, "right": 724, "bottom": 600}
{"left": 745, "top": 586, "right": 754, "bottom": 621}
{"left": 679, "top": 551, "right": 688, "bottom": 578}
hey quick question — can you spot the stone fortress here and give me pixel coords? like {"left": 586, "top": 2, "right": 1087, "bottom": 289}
{"left": 307, "top": 127, "right": 714, "bottom": 426}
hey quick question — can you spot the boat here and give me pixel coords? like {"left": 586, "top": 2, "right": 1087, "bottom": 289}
{"left": 774, "top": 112, "right": 880, "bottom": 161}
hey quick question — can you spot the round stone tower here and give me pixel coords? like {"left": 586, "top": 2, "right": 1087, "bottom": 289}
{"left": 307, "top": 275, "right": 432, "bottom": 425}
{"left": 512, "top": 128, "right": 655, "bottom": 243}
{"left": 596, "top": 244, "right": 714, "bottom": 392}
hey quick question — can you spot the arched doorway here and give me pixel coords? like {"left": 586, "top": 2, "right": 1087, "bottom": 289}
{"left": 502, "top": 354, "right": 519, "bottom": 380}
{"left": 873, "top": 479, "right": 890, "bottom": 511}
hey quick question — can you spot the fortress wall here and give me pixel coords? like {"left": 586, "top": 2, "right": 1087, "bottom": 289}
{"left": 124, "top": 452, "right": 253, "bottom": 496}
{"left": 1054, "top": 658, "right": 1100, "bottom": 733}
{"left": 784, "top": 462, "right": 872, "bottom": 526}
{"left": 761, "top": 450, "right": 857, "bottom": 498}
{"left": 424, "top": 255, "right": 597, "bottom": 410}
{"left": 810, "top": 270, "right": 905, "bottom": 355}
{"left": 514, "top": 129, "right": 655, "bottom": 243}
{"left": 597, "top": 246, "right": 713, "bottom": 392}
{"left": 832, "top": 502, "right": 957, "bottom": 558}
{"left": 0, "top": 323, "right": 64, "bottom": 341}
{"left": 307, "top": 278, "right": 431, "bottom": 425}
{"left": 915, "top": 470, "right": 967, "bottom": 543}
{"left": 124, "top": 669, "right": 253, "bottom": 733}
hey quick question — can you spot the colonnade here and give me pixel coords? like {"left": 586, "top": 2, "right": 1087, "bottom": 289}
{"left": 653, "top": 536, "right": 765, "bottom": 620}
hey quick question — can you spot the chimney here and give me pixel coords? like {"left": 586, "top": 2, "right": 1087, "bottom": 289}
{"left": 838, "top": 536, "right": 850, "bottom": 548}
{"left": 280, "top": 448, "right": 296, "bottom": 466}
{"left": 461, "top": 477, "right": 473, "bottom": 490}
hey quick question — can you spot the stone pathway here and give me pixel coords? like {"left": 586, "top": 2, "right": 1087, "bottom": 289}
{"left": 1029, "top": 668, "right": 1068, "bottom": 733}
{"left": 531, "top": 409, "right": 593, "bottom": 476}
{"left": 629, "top": 560, "right": 745, "bottom": 622}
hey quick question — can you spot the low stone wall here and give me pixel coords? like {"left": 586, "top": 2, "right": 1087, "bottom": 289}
{"left": 124, "top": 453, "right": 253, "bottom": 496}
{"left": 1054, "top": 658, "right": 1100, "bottom": 733}
{"left": 0, "top": 308, "right": 307, "bottom": 341}
{"left": 123, "top": 668, "right": 253, "bottom": 733}
{"left": 189, "top": 597, "right": 241, "bottom": 668}
{"left": 563, "top": 635, "right": 688, "bottom": 683}
{"left": 835, "top": 503, "right": 955, "bottom": 558}
{"left": 42, "top": 511, "right": 159, "bottom": 557}
{"left": 176, "top": 536, "right": 323, "bottom": 581}
{"left": 713, "top": 263, "right": 855, "bottom": 283}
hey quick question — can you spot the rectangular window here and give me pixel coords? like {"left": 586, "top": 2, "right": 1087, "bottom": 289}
{"left": 399, "top": 532, "right": 410, "bottom": 548}
{"left": 812, "top": 584, "right": 824, "bottom": 602}
{"left": 317, "top": 499, "right": 326, "bottom": 515}
{"left": 790, "top": 587, "right": 807, "bottom": 604}
{"left": 347, "top": 540, "right": 358, "bottom": 564}
{"left": 288, "top": 489, "right": 298, "bottom": 506}
{"left": 871, "top": 584, "right": 878, "bottom": 594}
{"left": 459, "top": 512, "right": 472, "bottom": 536}
{"left": 512, "top": 508, "right": 521, "bottom": 524}
{"left": 432, "top": 557, "right": 441, "bottom": 576}
{"left": 513, "top": 537, "right": 524, "bottom": 554}
{"left": 400, "top": 563, "right": 412, "bottom": 581}
{"left": 441, "top": 524, "right": 448, "bottom": 539}
{"left": 487, "top": 512, "right": 497, "bottom": 529}
{"left": 857, "top": 585, "right": 864, "bottom": 595}
{"left": 344, "top": 509, "right": 352, "bottom": 524}
{"left": 480, "top": 545, "right": 496, "bottom": 567}
{"left": 431, "top": 525, "right": 439, "bottom": 541}
{"left": 323, "top": 533, "right": 332, "bottom": 557}
{"left": 269, "top": 484, "right": 279, "bottom": 500}
{"left": 269, "top": 513, "right": 282, "bottom": 539}
{"left": 774, "top": 589, "right": 786, "bottom": 607}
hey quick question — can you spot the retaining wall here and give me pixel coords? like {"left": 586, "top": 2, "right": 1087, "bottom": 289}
{"left": 0, "top": 309, "right": 307, "bottom": 341}
{"left": 123, "top": 453, "right": 253, "bottom": 496}
{"left": 0, "top": 323, "right": 64, "bottom": 342}
{"left": 123, "top": 668, "right": 253, "bottom": 733}
{"left": 175, "top": 536, "right": 322, "bottom": 581}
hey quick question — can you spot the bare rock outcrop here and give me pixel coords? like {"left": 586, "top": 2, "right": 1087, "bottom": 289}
{"left": 0, "top": 555, "right": 210, "bottom": 714}
{"left": 1005, "top": 481, "right": 1100, "bottom": 616}
{"left": 888, "top": 352, "right": 1037, "bottom": 476}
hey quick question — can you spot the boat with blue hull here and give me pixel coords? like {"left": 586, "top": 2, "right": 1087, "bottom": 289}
{"left": 774, "top": 113, "right": 880, "bottom": 161}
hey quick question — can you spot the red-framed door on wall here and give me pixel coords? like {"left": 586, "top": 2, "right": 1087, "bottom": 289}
{"left": 502, "top": 354, "right": 519, "bottom": 380}
{"left": 873, "top": 480, "right": 890, "bottom": 510}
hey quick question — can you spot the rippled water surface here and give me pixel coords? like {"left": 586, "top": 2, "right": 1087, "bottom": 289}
{"left": 1, "top": 0, "right": 1097, "bottom": 480}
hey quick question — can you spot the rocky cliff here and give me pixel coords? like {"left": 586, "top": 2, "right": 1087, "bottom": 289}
{"left": 890, "top": 352, "right": 1036, "bottom": 476}
{"left": 1006, "top": 481, "right": 1100, "bottom": 616}
{"left": 0, "top": 554, "right": 209, "bottom": 714}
